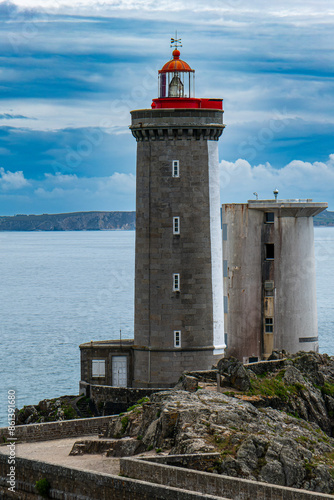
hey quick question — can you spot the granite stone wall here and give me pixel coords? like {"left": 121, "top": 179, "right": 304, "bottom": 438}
{"left": 0, "top": 415, "right": 113, "bottom": 444}
{"left": 0, "top": 455, "right": 225, "bottom": 500}
{"left": 131, "top": 108, "right": 225, "bottom": 387}
{"left": 120, "top": 457, "right": 334, "bottom": 500}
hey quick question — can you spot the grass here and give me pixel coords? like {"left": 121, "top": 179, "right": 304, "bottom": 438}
{"left": 247, "top": 374, "right": 305, "bottom": 401}
{"left": 321, "top": 382, "right": 334, "bottom": 398}
{"left": 126, "top": 397, "right": 150, "bottom": 413}
{"left": 121, "top": 416, "right": 129, "bottom": 433}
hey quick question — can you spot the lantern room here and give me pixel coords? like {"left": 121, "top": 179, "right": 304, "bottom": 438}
{"left": 158, "top": 48, "right": 195, "bottom": 99}
{"left": 152, "top": 38, "right": 223, "bottom": 111}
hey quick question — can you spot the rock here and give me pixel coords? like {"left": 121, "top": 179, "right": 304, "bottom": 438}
{"left": 103, "top": 389, "right": 334, "bottom": 494}
{"left": 260, "top": 460, "right": 285, "bottom": 486}
{"left": 268, "top": 350, "right": 288, "bottom": 361}
{"left": 217, "top": 357, "right": 251, "bottom": 391}
{"left": 109, "top": 437, "right": 145, "bottom": 457}
{"left": 292, "top": 352, "right": 325, "bottom": 386}
{"left": 175, "top": 374, "right": 198, "bottom": 392}
{"left": 69, "top": 440, "right": 115, "bottom": 456}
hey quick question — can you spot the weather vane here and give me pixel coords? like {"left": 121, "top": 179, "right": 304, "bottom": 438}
{"left": 170, "top": 31, "right": 182, "bottom": 49}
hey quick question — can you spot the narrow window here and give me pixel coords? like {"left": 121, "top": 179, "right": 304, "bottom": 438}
{"left": 222, "top": 223, "right": 227, "bottom": 241}
{"left": 265, "top": 212, "right": 275, "bottom": 223}
{"left": 173, "top": 273, "right": 180, "bottom": 292}
{"left": 92, "top": 359, "right": 105, "bottom": 378}
{"left": 265, "top": 318, "right": 274, "bottom": 333}
{"left": 173, "top": 216, "right": 180, "bottom": 235}
{"left": 265, "top": 244, "right": 274, "bottom": 260}
{"left": 172, "top": 160, "right": 179, "bottom": 177}
{"left": 174, "top": 330, "right": 181, "bottom": 348}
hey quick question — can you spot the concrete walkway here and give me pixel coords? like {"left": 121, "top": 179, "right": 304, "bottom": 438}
{"left": 0, "top": 435, "right": 120, "bottom": 475}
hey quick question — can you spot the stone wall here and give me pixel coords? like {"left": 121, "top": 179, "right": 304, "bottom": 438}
{"left": 120, "top": 457, "right": 334, "bottom": 500}
{"left": 0, "top": 415, "right": 114, "bottom": 444}
{"left": 141, "top": 453, "right": 221, "bottom": 471}
{"left": 0, "top": 455, "right": 224, "bottom": 500}
{"left": 89, "top": 385, "right": 164, "bottom": 415}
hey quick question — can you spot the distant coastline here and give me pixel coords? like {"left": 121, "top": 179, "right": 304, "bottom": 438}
{"left": 0, "top": 211, "right": 136, "bottom": 231}
{"left": 0, "top": 209, "right": 332, "bottom": 231}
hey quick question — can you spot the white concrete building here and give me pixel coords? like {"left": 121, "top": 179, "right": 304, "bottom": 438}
{"left": 222, "top": 197, "right": 327, "bottom": 362}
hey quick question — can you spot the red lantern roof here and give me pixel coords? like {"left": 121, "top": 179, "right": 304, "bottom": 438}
{"left": 159, "top": 49, "right": 194, "bottom": 74}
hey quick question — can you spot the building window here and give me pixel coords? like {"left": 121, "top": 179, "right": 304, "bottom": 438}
{"left": 92, "top": 359, "right": 105, "bottom": 378}
{"left": 265, "top": 318, "right": 274, "bottom": 333}
{"left": 265, "top": 212, "right": 274, "bottom": 223}
{"left": 173, "top": 273, "right": 180, "bottom": 291}
{"left": 174, "top": 330, "right": 181, "bottom": 348}
{"left": 173, "top": 216, "right": 180, "bottom": 235}
{"left": 172, "top": 160, "right": 179, "bottom": 177}
{"left": 265, "top": 244, "right": 274, "bottom": 260}
{"left": 222, "top": 223, "right": 227, "bottom": 241}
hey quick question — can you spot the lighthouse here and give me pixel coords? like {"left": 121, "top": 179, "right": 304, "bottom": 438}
{"left": 130, "top": 39, "right": 226, "bottom": 387}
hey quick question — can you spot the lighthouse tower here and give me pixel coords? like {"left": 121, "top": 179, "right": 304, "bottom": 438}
{"left": 130, "top": 39, "right": 225, "bottom": 387}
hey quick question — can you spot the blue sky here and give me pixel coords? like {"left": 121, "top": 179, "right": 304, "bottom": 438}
{"left": 0, "top": 0, "right": 334, "bottom": 214}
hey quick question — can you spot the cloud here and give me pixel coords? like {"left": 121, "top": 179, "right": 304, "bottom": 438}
{"left": 0, "top": 167, "right": 30, "bottom": 190}
{"left": 0, "top": 113, "right": 30, "bottom": 119}
{"left": 220, "top": 155, "right": 334, "bottom": 204}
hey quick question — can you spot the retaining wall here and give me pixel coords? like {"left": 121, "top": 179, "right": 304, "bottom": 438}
{"left": 0, "top": 455, "right": 225, "bottom": 500}
{"left": 0, "top": 415, "right": 115, "bottom": 444}
{"left": 88, "top": 384, "right": 165, "bottom": 415}
{"left": 120, "top": 456, "right": 334, "bottom": 500}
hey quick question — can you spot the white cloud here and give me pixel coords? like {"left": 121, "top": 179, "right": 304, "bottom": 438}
{"left": 220, "top": 155, "right": 334, "bottom": 204}
{"left": 34, "top": 171, "right": 135, "bottom": 203}
{"left": 0, "top": 167, "right": 30, "bottom": 190}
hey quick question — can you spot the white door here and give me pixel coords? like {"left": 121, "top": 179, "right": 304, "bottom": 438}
{"left": 112, "top": 356, "right": 127, "bottom": 387}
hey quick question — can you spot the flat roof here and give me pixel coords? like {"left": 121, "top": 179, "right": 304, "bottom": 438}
{"left": 79, "top": 339, "right": 134, "bottom": 349}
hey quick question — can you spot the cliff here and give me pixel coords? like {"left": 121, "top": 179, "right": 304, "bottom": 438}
{"left": 314, "top": 209, "right": 334, "bottom": 227}
{"left": 0, "top": 211, "right": 135, "bottom": 231}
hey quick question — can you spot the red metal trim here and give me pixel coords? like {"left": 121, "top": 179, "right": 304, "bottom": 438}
{"left": 151, "top": 98, "right": 223, "bottom": 110}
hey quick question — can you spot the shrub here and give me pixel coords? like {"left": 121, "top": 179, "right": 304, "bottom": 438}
{"left": 35, "top": 478, "right": 50, "bottom": 497}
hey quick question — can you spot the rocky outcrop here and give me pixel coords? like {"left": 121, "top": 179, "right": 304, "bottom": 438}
{"left": 102, "top": 351, "right": 334, "bottom": 494}
{"left": 0, "top": 211, "right": 135, "bottom": 231}
{"left": 15, "top": 395, "right": 98, "bottom": 424}
{"left": 103, "top": 389, "right": 334, "bottom": 493}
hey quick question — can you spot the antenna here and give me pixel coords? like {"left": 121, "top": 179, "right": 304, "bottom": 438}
{"left": 253, "top": 192, "right": 258, "bottom": 200}
{"left": 171, "top": 30, "right": 182, "bottom": 49}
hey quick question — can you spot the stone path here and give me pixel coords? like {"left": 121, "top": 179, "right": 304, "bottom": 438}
{"left": 0, "top": 435, "right": 120, "bottom": 475}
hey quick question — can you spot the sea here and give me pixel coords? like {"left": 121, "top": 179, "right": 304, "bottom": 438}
{"left": 0, "top": 228, "right": 333, "bottom": 427}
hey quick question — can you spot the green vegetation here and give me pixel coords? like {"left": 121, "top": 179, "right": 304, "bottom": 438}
{"left": 321, "top": 382, "right": 334, "bottom": 398}
{"left": 211, "top": 432, "right": 240, "bottom": 457}
{"left": 62, "top": 404, "right": 77, "bottom": 420}
{"left": 121, "top": 416, "right": 129, "bottom": 433}
{"left": 247, "top": 374, "right": 305, "bottom": 401}
{"left": 35, "top": 478, "right": 50, "bottom": 497}
{"left": 126, "top": 397, "right": 150, "bottom": 414}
